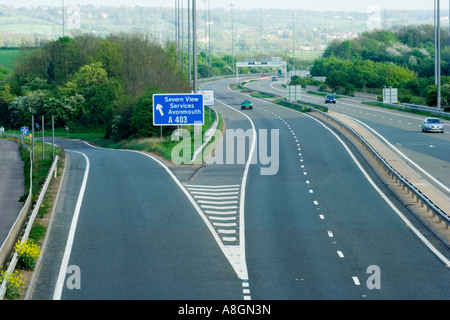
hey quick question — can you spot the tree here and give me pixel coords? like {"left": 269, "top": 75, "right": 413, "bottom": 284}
{"left": 43, "top": 93, "right": 85, "bottom": 127}
{"left": 130, "top": 87, "right": 165, "bottom": 138}
{"left": 0, "top": 98, "right": 11, "bottom": 128}
{"left": 94, "top": 40, "right": 123, "bottom": 78}
{"left": 8, "top": 90, "right": 49, "bottom": 127}
{"left": 8, "top": 32, "right": 190, "bottom": 138}
{"left": 108, "top": 32, "right": 188, "bottom": 97}
{"left": 67, "top": 62, "right": 108, "bottom": 89}
{"left": 383, "top": 63, "right": 416, "bottom": 87}
{"left": 66, "top": 62, "right": 121, "bottom": 129}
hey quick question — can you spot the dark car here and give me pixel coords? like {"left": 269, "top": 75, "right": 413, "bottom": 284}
{"left": 241, "top": 100, "right": 253, "bottom": 110}
{"left": 325, "top": 95, "right": 336, "bottom": 104}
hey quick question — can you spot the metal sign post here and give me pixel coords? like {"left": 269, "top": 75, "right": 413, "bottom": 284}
{"left": 42, "top": 116, "right": 45, "bottom": 160}
{"left": 198, "top": 89, "right": 215, "bottom": 123}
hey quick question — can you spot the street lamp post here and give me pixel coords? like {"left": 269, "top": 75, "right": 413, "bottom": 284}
{"left": 62, "top": 0, "right": 65, "bottom": 37}
{"left": 188, "top": 0, "right": 192, "bottom": 87}
{"left": 293, "top": 11, "right": 295, "bottom": 72}
{"left": 231, "top": 3, "right": 234, "bottom": 75}
{"left": 193, "top": 0, "right": 198, "bottom": 93}
{"left": 436, "top": 0, "right": 441, "bottom": 108}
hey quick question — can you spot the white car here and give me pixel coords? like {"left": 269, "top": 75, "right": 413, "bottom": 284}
{"left": 422, "top": 118, "right": 444, "bottom": 133}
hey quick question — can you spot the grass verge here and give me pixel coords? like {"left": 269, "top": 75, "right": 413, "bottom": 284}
{"left": 0, "top": 135, "right": 64, "bottom": 299}
{"left": 69, "top": 107, "right": 221, "bottom": 164}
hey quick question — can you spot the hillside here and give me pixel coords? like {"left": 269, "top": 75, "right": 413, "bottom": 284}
{"left": 305, "top": 26, "right": 449, "bottom": 107}
{"left": 0, "top": 4, "right": 438, "bottom": 61}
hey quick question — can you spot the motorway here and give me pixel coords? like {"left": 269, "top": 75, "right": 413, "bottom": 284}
{"left": 246, "top": 78, "right": 450, "bottom": 197}
{"left": 28, "top": 78, "right": 450, "bottom": 300}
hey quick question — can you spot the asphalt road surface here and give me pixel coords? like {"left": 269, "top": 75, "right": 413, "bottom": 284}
{"left": 29, "top": 139, "right": 243, "bottom": 300}
{"left": 28, "top": 79, "right": 450, "bottom": 300}
{"left": 246, "top": 78, "right": 450, "bottom": 196}
{"left": 0, "top": 139, "right": 24, "bottom": 247}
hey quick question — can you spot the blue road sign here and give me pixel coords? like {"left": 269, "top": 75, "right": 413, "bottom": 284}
{"left": 21, "top": 126, "right": 29, "bottom": 135}
{"left": 153, "top": 93, "right": 204, "bottom": 126}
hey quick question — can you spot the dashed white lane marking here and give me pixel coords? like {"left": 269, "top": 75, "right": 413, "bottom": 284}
{"left": 258, "top": 104, "right": 370, "bottom": 294}
{"left": 257, "top": 92, "right": 450, "bottom": 294}
{"left": 243, "top": 281, "right": 251, "bottom": 300}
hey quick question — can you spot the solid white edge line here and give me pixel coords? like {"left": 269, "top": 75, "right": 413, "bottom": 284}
{"left": 133, "top": 150, "right": 239, "bottom": 269}
{"left": 247, "top": 85, "right": 450, "bottom": 267}
{"left": 304, "top": 113, "right": 450, "bottom": 267}
{"left": 224, "top": 85, "right": 260, "bottom": 281}
{"left": 83, "top": 137, "right": 254, "bottom": 282}
{"left": 256, "top": 84, "right": 450, "bottom": 266}
{"left": 78, "top": 142, "right": 247, "bottom": 279}
{"left": 344, "top": 115, "right": 450, "bottom": 194}
{"left": 53, "top": 150, "right": 90, "bottom": 300}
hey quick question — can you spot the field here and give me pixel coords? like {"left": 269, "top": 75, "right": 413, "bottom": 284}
{"left": 0, "top": 48, "right": 21, "bottom": 70}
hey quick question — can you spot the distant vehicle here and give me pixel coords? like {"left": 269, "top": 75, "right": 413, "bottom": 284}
{"left": 272, "top": 76, "right": 277, "bottom": 81}
{"left": 324, "top": 95, "right": 336, "bottom": 104}
{"left": 241, "top": 100, "right": 253, "bottom": 110}
{"left": 422, "top": 117, "right": 444, "bottom": 133}
{"left": 261, "top": 73, "right": 267, "bottom": 77}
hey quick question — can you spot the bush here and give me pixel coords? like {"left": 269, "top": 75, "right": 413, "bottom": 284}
{"left": 130, "top": 87, "right": 166, "bottom": 138}
{"left": 0, "top": 269, "right": 26, "bottom": 299}
{"left": 14, "top": 240, "right": 41, "bottom": 271}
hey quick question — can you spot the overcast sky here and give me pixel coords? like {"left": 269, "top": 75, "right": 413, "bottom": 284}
{"left": 0, "top": 0, "right": 446, "bottom": 12}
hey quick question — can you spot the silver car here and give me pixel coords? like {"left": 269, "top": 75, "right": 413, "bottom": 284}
{"left": 422, "top": 118, "right": 444, "bottom": 133}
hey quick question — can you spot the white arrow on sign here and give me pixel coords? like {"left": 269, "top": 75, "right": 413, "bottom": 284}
{"left": 156, "top": 104, "right": 164, "bottom": 116}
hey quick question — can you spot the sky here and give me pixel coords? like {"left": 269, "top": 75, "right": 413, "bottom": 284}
{"left": 0, "top": 0, "right": 446, "bottom": 12}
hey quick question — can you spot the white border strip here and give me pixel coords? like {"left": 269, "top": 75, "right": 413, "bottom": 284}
{"left": 53, "top": 151, "right": 90, "bottom": 300}
{"left": 245, "top": 82, "right": 450, "bottom": 267}
{"left": 344, "top": 115, "right": 450, "bottom": 194}
{"left": 81, "top": 138, "right": 254, "bottom": 280}
{"left": 308, "top": 114, "right": 450, "bottom": 267}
